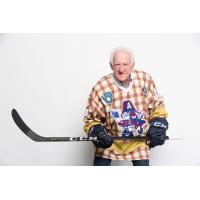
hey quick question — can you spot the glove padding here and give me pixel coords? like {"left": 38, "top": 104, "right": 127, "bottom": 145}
{"left": 88, "top": 124, "right": 113, "bottom": 149}
{"left": 147, "top": 117, "right": 168, "bottom": 148}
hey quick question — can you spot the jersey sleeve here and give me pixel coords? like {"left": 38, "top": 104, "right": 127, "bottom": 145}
{"left": 147, "top": 76, "right": 168, "bottom": 121}
{"left": 83, "top": 87, "right": 106, "bottom": 133}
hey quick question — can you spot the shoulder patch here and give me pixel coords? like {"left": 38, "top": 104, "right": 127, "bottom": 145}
{"left": 102, "top": 92, "right": 113, "bottom": 104}
{"left": 142, "top": 86, "right": 148, "bottom": 96}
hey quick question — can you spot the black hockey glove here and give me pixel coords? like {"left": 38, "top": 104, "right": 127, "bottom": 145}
{"left": 147, "top": 117, "right": 168, "bottom": 148}
{"left": 88, "top": 124, "right": 113, "bottom": 149}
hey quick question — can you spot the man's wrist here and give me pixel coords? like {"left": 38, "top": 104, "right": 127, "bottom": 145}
{"left": 149, "top": 117, "right": 168, "bottom": 130}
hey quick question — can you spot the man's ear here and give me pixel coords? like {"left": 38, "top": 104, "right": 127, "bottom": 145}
{"left": 131, "top": 62, "right": 135, "bottom": 69}
{"left": 110, "top": 62, "right": 114, "bottom": 70}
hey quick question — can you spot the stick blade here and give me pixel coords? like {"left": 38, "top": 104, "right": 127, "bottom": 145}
{"left": 12, "top": 109, "right": 31, "bottom": 134}
{"left": 11, "top": 109, "right": 73, "bottom": 142}
{"left": 11, "top": 109, "right": 44, "bottom": 142}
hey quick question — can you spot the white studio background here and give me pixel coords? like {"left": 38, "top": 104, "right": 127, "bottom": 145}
{"left": 0, "top": 33, "right": 200, "bottom": 166}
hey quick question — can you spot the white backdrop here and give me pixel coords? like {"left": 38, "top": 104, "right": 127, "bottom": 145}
{"left": 0, "top": 33, "right": 200, "bottom": 165}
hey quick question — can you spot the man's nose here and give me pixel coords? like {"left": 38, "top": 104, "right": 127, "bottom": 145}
{"left": 119, "top": 65, "right": 124, "bottom": 71}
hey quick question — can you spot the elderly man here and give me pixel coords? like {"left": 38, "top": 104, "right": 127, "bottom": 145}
{"left": 83, "top": 47, "right": 168, "bottom": 166}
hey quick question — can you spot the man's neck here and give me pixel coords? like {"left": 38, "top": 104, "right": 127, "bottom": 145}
{"left": 113, "top": 74, "right": 132, "bottom": 89}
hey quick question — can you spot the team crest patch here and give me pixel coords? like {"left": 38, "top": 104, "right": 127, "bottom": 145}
{"left": 111, "top": 100, "right": 147, "bottom": 137}
{"left": 102, "top": 92, "right": 113, "bottom": 104}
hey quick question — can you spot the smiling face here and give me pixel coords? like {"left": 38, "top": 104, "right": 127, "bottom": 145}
{"left": 110, "top": 50, "right": 134, "bottom": 85}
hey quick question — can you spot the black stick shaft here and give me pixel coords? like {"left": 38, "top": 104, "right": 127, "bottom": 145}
{"left": 25, "top": 132, "right": 169, "bottom": 142}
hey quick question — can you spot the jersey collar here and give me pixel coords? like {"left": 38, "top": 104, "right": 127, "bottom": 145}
{"left": 111, "top": 72, "right": 134, "bottom": 92}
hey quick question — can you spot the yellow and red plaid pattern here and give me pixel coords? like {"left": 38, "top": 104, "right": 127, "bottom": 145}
{"left": 84, "top": 69, "right": 168, "bottom": 160}
{"left": 95, "top": 146, "right": 150, "bottom": 160}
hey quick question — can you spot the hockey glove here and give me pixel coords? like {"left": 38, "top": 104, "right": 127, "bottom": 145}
{"left": 88, "top": 124, "right": 113, "bottom": 149}
{"left": 147, "top": 117, "right": 168, "bottom": 148}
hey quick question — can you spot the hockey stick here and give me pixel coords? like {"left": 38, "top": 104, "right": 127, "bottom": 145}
{"left": 11, "top": 109, "right": 169, "bottom": 142}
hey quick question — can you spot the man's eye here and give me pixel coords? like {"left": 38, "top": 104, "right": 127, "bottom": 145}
{"left": 114, "top": 63, "right": 129, "bottom": 67}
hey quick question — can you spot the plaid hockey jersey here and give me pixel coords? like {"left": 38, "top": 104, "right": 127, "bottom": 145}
{"left": 83, "top": 69, "right": 168, "bottom": 160}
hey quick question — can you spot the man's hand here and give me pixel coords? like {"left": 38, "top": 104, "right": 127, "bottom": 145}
{"left": 88, "top": 124, "right": 113, "bottom": 149}
{"left": 147, "top": 117, "right": 168, "bottom": 148}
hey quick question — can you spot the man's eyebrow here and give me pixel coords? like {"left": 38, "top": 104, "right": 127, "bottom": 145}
{"left": 114, "top": 62, "right": 129, "bottom": 64}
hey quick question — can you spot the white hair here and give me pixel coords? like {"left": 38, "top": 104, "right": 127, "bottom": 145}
{"left": 110, "top": 47, "right": 135, "bottom": 65}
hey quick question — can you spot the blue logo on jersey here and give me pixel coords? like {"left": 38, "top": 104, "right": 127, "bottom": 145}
{"left": 102, "top": 92, "right": 113, "bottom": 104}
{"left": 111, "top": 100, "right": 147, "bottom": 137}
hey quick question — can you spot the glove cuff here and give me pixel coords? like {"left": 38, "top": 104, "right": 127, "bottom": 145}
{"left": 88, "top": 124, "right": 105, "bottom": 137}
{"left": 149, "top": 117, "right": 168, "bottom": 130}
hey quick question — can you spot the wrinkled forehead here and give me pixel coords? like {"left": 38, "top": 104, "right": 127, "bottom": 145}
{"left": 113, "top": 51, "right": 132, "bottom": 63}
